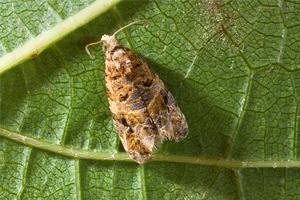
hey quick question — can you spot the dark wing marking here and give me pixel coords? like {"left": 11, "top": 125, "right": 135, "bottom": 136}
{"left": 165, "top": 91, "right": 188, "bottom": 141}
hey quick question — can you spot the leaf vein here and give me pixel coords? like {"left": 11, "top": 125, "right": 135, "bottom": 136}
{"left": 16, "top": 147, "right": 32, "bottom": 200}
{"left": 224, "top": 72, "right": 254, "bottom": 158}
{"left": 1, "top": 127, "right": 300, "bottom": 168}
{"left": 233, "top": 169, "right": 245, "bottom": 200}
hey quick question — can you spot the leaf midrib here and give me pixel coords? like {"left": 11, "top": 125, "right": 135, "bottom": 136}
{"left": 0, "top": 0, "right": 122, "bottom": 75}
{"left": 1, "top": 127, "right": 299, "bottom": 168}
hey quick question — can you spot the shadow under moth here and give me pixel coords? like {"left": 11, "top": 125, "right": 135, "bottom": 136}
{"left": 85, "top": 21, "right": 188, "bottom": 164}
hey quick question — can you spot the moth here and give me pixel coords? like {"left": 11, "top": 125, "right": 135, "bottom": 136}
{"left": 85, "top": 21, "right": 188, "bottom": 164}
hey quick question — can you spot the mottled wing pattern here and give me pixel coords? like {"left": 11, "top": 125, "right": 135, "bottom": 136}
{"left": 146, "top": 77, "right": 188, "bottom": 142}
{"left": 102, "top": 34, "right": 188, "bottom": 163}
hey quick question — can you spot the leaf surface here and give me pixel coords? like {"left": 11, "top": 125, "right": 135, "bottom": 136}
{"left": 1, "top": 0, "right": 300, "bottom": 199}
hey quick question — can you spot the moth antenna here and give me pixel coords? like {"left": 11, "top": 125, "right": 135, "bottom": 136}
{"left": 85, "top": 20, "right": 147, "bottom": 58}
{"left": 112, "top": 20, "right": 148, "bottom": 37}
{"left": 85, "top": 40, "right": 103, "bottom": 59}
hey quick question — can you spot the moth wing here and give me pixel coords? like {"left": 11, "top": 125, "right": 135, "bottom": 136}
{"left": 146, "top": 77, "right": 188, "bottom": 142}
{"left": 165, "top": 90, "right": 188, "bottom": 141}
{"left": 113, "top": 117, "right": 156, "bottom": 164}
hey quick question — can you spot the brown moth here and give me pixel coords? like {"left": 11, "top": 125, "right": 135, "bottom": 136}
{"left": 85, "top": 22, "right": 188, "bottom": 164}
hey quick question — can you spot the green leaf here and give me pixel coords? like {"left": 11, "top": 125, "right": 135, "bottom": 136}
{"left": 1, "top": 0, "right": 300, "bottom": 199}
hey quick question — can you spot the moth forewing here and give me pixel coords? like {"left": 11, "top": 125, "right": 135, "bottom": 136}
{"left": 85, "top": 22, "right": 188, "bottom": 164}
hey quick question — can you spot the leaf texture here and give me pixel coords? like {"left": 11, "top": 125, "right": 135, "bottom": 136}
{"left": 1, "top": 0, "right": 300, "bottom": 199}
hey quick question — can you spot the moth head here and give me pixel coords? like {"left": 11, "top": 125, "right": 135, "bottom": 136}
{"left": 101, "top": 35, "right": 118, "bottom": 51}
{"left": 85, "top": 21, "right": 147, "bottom": 59}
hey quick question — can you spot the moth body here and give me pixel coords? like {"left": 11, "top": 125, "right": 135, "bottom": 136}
{"left": 101, "top": 33, "right": 188, "bottom": 164}
{"left": 84, "top": 22, "right": 188, "bottom": 164}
